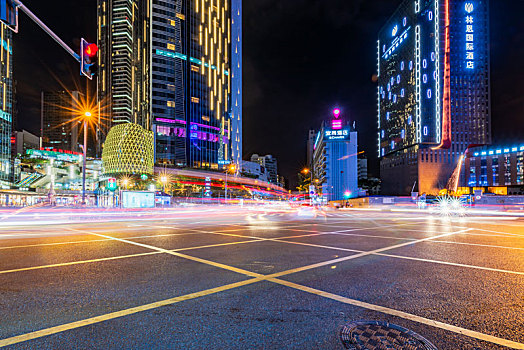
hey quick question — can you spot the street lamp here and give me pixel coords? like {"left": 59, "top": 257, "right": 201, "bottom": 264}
{"left": 81, "top": 110, "right": 94, "bottom": 205}
{"left": 160, "top": 176, "right": 168, "bottom": 193}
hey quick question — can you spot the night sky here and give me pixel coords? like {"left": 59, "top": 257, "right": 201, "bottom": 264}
{"left": 13, "top": 0, "right": 524, "bottom": 187}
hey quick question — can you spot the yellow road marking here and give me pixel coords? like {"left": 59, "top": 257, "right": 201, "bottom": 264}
{"left": 266, "top": 229, "right": 472, "bottom": 279}
{"left": 0, "top": 278, "right": 262, "bottom": 348}
{"left": 0, "top": 252, "right": 161, "bottom": 275}
{"left": 268, "top": 278, "right": 524, "bottom": 350}
{"left": 2, "top": 225, "right": 523, "bottom": 349}
{"left": 268, "top": 238, "right": 524, "bottom": 275}
{"left": 0, "top": 239, "right": 261, "bottom": 275}
{"left": 73, "top": 229, "right": 264, "bottom": 279}
{"left": 0, "top": 232, "right": 201, "bottom": 251}
{"left": 429, "top": 240, "right": 524, "bottom": 251}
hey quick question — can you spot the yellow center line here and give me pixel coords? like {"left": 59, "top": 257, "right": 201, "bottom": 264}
{"left": 0, "top": 278, "right": 263, "bottom": 348}
{"left": 0, "top": 252, "right": 162, "bottom": 275}
{"left": 267, "top": 278, "right": 524, "bottom": 350}
{"left": 0, "top": 238, "right": 262, "bottom": 276}
{"left": 1, "top": 226, "right": 522, "bottom": 349}
{"left": 71, "top": 229, "right": 264, "bottom": 279}
{"left": 265, "top": 229, "right": 472, "bottom": 279}
{"left": 0, "top": 232, "right": 202, "bottom": 251}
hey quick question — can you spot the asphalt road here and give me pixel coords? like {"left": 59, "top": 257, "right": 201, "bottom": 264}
{"left": 0, "top": 206, "right": 523, "bottom": 349}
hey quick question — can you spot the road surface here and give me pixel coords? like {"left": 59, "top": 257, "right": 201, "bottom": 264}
{"left": 0, "top": 206, "right": 522, "bottom": 349}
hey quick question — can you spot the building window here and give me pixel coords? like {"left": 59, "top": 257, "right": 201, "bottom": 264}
{"left": 191, "top": 97, "right": 200, "bottom": 103}
{"left": 504, "top": 156, "right": 511, "bottom": 185}
{"left": 480, "top": 158, "right": 487, "bottom": 186}
{"left": 191, "top": 65, "right": 200, "bottom": 72}
{"left": 469, "top": 166, "right": 476, "bottom": 186}
{"left": 492, "top": 157, "right": 499, "bottom": 186}
{"left": 167, "top": 101, "right": 175, "bottom": 108}
{"left": 517, "top": 153, "right": 523, "bottom": 184}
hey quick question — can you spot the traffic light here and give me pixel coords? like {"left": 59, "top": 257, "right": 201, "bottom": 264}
{"left": 107, "top": 178, "right": 117, "bottom": 191}
{"left": 80, "top": 38, "right": 98, "bottom": 79}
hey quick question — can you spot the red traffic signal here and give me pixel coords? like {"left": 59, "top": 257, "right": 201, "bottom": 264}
{"left": 84, "top": 43, "right": 98, "bottom": 57}
{"left": 80, "top": 38, "right": 98, "bottom": 79}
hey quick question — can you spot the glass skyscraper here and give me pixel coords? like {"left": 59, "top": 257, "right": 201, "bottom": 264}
{"left": 378, "top": 0, "right": 491, "bottom": 195}
{"left": 98, "top": 0, "right": 242, "bottom": 172}
{"left": 0, "top": 24, "right": 13, "bottom": 186}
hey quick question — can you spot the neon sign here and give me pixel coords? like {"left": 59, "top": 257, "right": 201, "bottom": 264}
{"left": 325, "top": 128, "right": 350, "bottom": 141}
{"left": 465, "top": 3, "right": 475, "bottom": 69}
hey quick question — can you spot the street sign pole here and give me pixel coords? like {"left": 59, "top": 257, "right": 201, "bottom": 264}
{"left": 9, "top": 0, "right": 80, "bottom": 62}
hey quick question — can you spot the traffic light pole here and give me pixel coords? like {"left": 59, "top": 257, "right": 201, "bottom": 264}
{"left": 12, "top": 0, "right": 81, "bottom": 62}
{"left": 82, "top": 120, "right": 87, "bottom": 205}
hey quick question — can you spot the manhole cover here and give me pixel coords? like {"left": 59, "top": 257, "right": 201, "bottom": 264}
{"left": 340, "top": 320, "right": 438, "bottom": 350}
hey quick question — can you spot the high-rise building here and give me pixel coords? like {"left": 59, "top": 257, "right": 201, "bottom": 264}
{"left": 12, "top": 130, "right": 40, "bottom": 157}
{"left": 98, "top": 0, "right": 242, "bottom": 171}
{"left": 378, "top": 0, "right": 491, "bottom": 195}
{"left": 306, "top": 129, "right": 316, "bottom": 168}
{"left": 0, "top": 24, "right": 13, "bottom": 187}
{"left": 98, "top": 1, "right": 150, "bottom": 128}
{"left": 251, "top": 154, "right": 278, "bottom": 184}
{"left": 41, "top": 91, "right": 82, "bottom": 153}
{"left": 312, "top": 110, "right": 358, "bottom": 202}
{"left": 358, "top": 158, "right": 368, "bottom": 181}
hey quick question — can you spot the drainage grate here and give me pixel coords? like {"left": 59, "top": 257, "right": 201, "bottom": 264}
{"left": 340, "top": 320, "right": 438, "bottom": 350}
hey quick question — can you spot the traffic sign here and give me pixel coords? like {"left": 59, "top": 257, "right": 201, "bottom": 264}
{"left": 0, "top": 0, "right": 18, "bottom": 31}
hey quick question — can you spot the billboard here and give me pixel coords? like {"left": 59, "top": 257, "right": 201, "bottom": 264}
{"left": 121, "top": 191, "right": 155, "bottom": 209}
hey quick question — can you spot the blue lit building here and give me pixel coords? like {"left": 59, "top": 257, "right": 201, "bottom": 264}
{"left": 98, "top": 0, "right": 242, "bottom": 171}
{"left": 465, "top": 145, "right": 524, "bottom": 195}
{"left": 378, "top": 0, "right": 491, "bottom": 195}
{"left": 152, "top": 0, "right": 241, "bottom": 170}
{"left": 0, "top": 24, "right": 13, "bottom": 187}
{"left": 312, "top": 111, "right": 358, "bottom": 202}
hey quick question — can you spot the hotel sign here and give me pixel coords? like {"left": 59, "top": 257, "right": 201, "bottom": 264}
{"left": 325, "top": 128, "right": 350, "bottom": 142}
{"left": 465, "top": 2, "right": 475, "bottom": 70}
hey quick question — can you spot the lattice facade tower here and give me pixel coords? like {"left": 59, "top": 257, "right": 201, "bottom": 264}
{"left": 101, "top": 123, "right": 154, "bottom": 175}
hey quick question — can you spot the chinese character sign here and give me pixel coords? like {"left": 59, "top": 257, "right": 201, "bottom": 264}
{"left": 325, "top": 128, "right": 350, "bottom": 141}
{"left": 465, "top": 3, "right": 474, "bottom": 69}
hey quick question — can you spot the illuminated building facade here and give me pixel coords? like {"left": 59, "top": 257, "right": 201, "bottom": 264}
{"left": 98, "top": 0, "right": 151, "bottom": 128}
{"left": 465, "top": 145, "right": 524, "bottom": 195}
{"left": 378, "top": 0, "right": 491, "bottom": 195}
{"left": 98, "top": 0, "right": 242, "bottom": 171}
{"left": 312, "top": 111, "right": 358, "bottom": 202}
{"left": 0, "top": 24, "right": 12, "bottom": 186}
{"left": 41, "top": 91, "right": 82, "bottom": 153}
{"left": 101, "top": 123, "right": 154, "bottom": 175}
